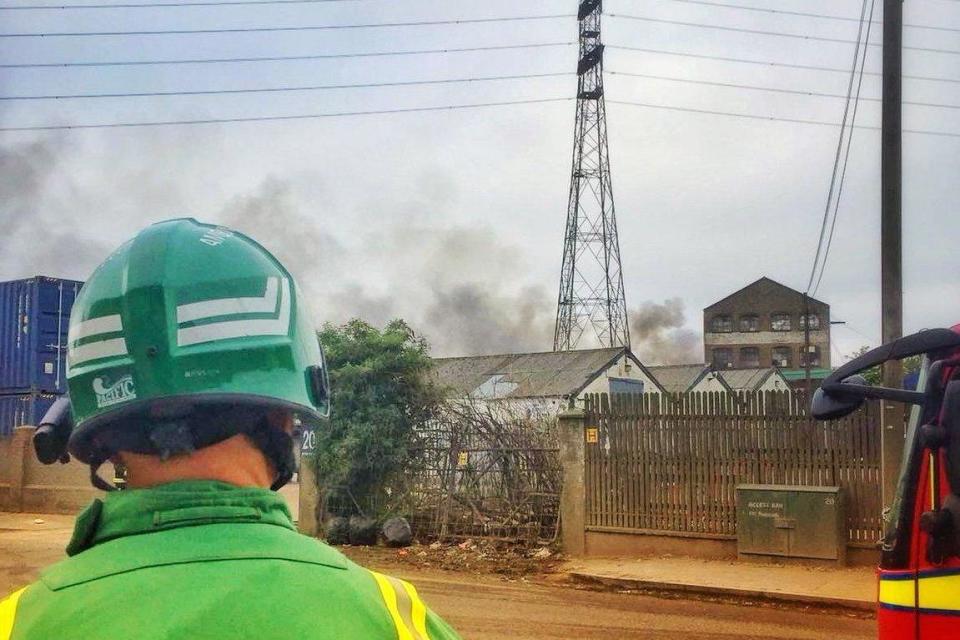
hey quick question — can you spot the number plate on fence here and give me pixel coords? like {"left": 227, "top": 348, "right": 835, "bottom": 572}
{"left": 585, "top": 427, "right": 599, "bottom": 444}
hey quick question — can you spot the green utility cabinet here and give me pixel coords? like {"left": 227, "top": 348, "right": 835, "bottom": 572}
{"left": 735, "top": 485, "right": 846, "bottom": 563}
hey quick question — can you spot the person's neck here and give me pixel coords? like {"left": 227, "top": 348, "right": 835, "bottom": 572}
{"left": 119, "top": 434, "right": 275, "bottom": 489}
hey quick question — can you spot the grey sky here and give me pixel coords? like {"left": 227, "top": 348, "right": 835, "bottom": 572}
{"left": 0, "top": 0, "right": 957, "bottom": 362}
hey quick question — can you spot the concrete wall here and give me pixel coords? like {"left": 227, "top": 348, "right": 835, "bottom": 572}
{"left": 557, "top": 408, "right": 586, "bottom": 556}
{"left": 297, "top": 452, "right": 319, "bottom": 536}
{"left": 585, "top": 530, "right": 737, "bottom": 561}
{"left": 582, "top": 530, "right": 878, "bottom": 567}
{"left": 0, "top": 426, "right": 100, "bottom": 513}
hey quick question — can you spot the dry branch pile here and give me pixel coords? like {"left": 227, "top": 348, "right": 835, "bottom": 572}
{"left": 400, "top": 400, "right": 561, "bottom": 545}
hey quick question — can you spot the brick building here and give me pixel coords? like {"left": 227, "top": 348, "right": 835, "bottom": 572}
{"left": 703, "top": 277, "right": 831, "bottom": 373}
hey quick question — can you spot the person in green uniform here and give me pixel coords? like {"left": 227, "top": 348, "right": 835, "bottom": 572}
{"left": 0, "top": 219, "right": 461, "bottom": 640}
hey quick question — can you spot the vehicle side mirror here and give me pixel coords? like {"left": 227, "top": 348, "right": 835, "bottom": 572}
{"left": 33, "top": 396, "right": 74, "bottom": 464}
{"left": 811, "top": 375, "right": 869, "bottom": 420}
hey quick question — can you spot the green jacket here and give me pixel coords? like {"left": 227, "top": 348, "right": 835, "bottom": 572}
{"left": 0, "top": 481, "right": 460, "bottom": 640}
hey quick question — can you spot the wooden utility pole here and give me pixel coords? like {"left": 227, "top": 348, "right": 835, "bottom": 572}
{"left": 880, "top": 0, "right": 905, "bottom": 515}
{"left": 803, "top": 294, "right": 813, "bottom": 401}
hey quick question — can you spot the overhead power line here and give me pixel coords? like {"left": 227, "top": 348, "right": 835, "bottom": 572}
{"left": 653, "top": 0, "right": 960, "bottom": 34}
{"left": 606, "top": 13, "right": 960, "bottom": 56}
{"left": 608, "top": 100, "right": 960, "bottom": 139}
{"left": 6, "top": 41, "right": 956, "bottom": 84}
{"left": 0, "top": 97, "right": 573, "bottom": 132}
{"left": 0, "top": 71, "right": 570, "bottom": 100}
{"left": 0, "top": 13, "right": 575, "bottom": 37}
{"left": 4, "top": 96, "right": 957, "bottom": 137}
{"left": 811, "top": 0, "right": 877, "bottom": 297}
{"left": 607, "top": 70, "right": 960, "bottom": 110}
{"left": 0, "top": 0, "right": 382, "bottom": 8}
{"left": 607, "top": 45, "right": 960, "bottom": 85}
{"left": 0, "top": 41, "right": 575, "bottom": 69}
{"left": 807, "top": 0, "right": 873, "bottom": 295}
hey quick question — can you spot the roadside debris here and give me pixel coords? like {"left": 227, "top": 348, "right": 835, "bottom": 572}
{"left": 348, "top": 515, "right": 378, "bottom": 546}
{"left": 381, "top": 517, "right": 413, "bottom": 547}
{"left": 343, "top": 539, "right": 563, "bottom": 577}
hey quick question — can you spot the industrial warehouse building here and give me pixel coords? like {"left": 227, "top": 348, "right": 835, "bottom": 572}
{"left": 648, "top": 364, "right": 792, "bottom": 395}
{"left": 646, "top": 364, "right": 729, "bottom": 394}
{"left": 432, "top": 346, "right": 664, "bottom": 414}
{"left": 703, "top": 277, "right": 832, "bottom": 388}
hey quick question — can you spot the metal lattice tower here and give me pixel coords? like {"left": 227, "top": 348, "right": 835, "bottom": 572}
{"left": 554, "top": 0, "right": 630, "bottom": 351}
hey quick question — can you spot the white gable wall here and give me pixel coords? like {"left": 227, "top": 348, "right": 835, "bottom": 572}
{"left": 756, "top": 371, "right": 792, "bottom": 393}
{"left": 688, "top": 371, "right": 729, "bottom": 393}
{"left": 578, "top": 354, "right": 659, "bottom": 399}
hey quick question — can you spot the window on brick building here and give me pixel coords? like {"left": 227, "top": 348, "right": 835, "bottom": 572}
{"left": 710, "top": 315, "right": 733, "bottom": 333}
{"left": 740, "top": 347, "right": 760, "bottom": 368}
{"left": 799, "top": 314, "right": 821, "bottom": 330}
{"left": 771, "top": 313, "right": 792, "bottom": 331}
{"left": 739, "top": 315, "right": 759, "bottom": 332}
{"left": 712, "top": 348, "right": 733, "bottom": 368}
{"left": 772, "top": 347, "right": 792, "bottom": 367}
{"left": 800, "top": 345, "right": 821, "bottom": 367}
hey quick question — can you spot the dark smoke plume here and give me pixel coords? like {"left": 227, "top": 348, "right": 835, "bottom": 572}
{"left": 2, "top": 159, "right": 699, "bottom": 362}
{"left": 630, "top": 298, "right": 702, "bottom": 365}
{"left": 424, "top": 284, "right": 554, "bottom": 355}
{"left": 0, "top": 139, "right": 111, "bottom": 279}
{"left": 216, "top": 178, "right": 554, "bottom": 356}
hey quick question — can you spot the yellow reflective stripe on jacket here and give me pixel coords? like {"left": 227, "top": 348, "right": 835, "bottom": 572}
{"left": 879, "top": 572, "right": 960, "bottom": 612}
{"left": 0, "top": 588, "right": 26, "bottom": 640}
{"left": 370, "top": 571, "right": 431, "bottom": 640}
{"left": 399, "top": 579, "right": 430, "bottom": 640}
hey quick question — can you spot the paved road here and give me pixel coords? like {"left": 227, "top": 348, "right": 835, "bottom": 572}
{"left": 407, "top": 572, "right": 875, "bottom": 640}
{"left": 0, "top": 512, "right": 874, "bottom": 639}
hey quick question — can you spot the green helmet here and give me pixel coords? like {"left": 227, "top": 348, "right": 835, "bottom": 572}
{"left": 65, "top": 218, "right": 329, "bottom": 488}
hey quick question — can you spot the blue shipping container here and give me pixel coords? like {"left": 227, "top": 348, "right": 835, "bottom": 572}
{"left": 0, "top": 392, "right": 57, "bottom": 437}
{"left": 0, "top": 276, "right": 83, "bottom": 394}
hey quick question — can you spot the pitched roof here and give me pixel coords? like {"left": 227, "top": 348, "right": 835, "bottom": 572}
{"left": 718, "top": 368, "right": 778, "bottom": 391}
{"left": 645, "top": 364, "right": 712, "bottom": 394}
{"left": 704, "top": 276, "right": 827, "bottom": 311}
{"left": 432, "top": 347, "right": 655, "bottom": 399}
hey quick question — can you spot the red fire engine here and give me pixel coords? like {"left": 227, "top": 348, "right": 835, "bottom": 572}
{"left": 813, "top": 325, "right": 960, "bottom": 639}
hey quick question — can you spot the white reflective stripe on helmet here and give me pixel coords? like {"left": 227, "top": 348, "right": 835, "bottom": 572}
{"left": 68, "top": 314, "right": 123, "bottom": 344}
{"left": 177, "top": 278, "right": 291, "bottom": 347}
{"left": 70, "top": 339, "right": 129, "bottom": 365}
{"left": 176, "top": 276, "right": 280, "bottom": 324}
{"left": 68, "top": 314, "right": 129, "bottom": 366}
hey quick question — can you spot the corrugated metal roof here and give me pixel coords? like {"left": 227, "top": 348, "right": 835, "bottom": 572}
{"left": 432, "top": 347, "right": 626, "bottom": 399}
{"left": 719, "top": 368, "right": 775, "bottom": 391}
{"left": 645, "top": 364, "right": 710, "bottom": 394}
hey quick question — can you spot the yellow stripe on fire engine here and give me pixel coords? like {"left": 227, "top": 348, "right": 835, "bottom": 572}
{"left": 880, "top": 572, "right": 960, "bottom": 612}
{"left": 878, "top": 577, "right": 915, "bottom": 609}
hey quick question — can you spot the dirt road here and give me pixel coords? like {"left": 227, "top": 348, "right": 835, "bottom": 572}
{"left": 0, "top": 512, "right": 874, "bottom": 639}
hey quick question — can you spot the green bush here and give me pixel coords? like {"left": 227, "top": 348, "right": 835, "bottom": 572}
{"left": 315, "top": 319, "right": 441, "bottom": 518}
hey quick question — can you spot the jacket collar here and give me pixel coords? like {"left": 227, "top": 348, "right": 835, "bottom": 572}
{"left": 66, "top": 480, "right": 296, "bottom": 556}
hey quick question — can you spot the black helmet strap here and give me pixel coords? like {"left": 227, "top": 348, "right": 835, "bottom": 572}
{"left": 81, "top": 398, "right": 299, "bottom": 491}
